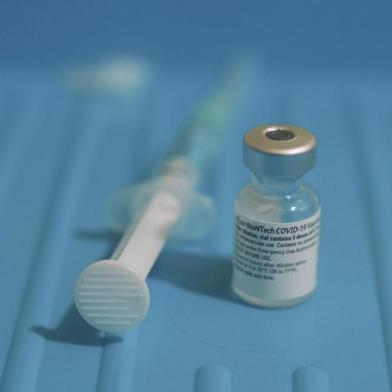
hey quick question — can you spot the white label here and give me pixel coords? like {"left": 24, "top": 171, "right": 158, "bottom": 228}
{"left": 233, "top": 210, "right": 321, "bottom": 301}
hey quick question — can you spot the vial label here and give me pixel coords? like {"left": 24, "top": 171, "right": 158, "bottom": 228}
{"left": 233, "top": 210, "right": 321, "bottom": 301}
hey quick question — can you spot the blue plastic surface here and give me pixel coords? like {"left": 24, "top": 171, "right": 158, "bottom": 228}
{"left": 293, "top": 367, "right": 329, "bottom": 392}
{"left": 0, "top": 66, "right": 391, "bottom": 392}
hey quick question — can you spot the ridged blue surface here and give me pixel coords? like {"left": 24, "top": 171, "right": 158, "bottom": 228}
{"left": 194, "top": 365, "right": 232, "bottom": 392}
{"left": 293, "top": 367, "right": 329, "bottom": 392}
{"left": 0, "top": 67, "right": 390, "bottom": 392}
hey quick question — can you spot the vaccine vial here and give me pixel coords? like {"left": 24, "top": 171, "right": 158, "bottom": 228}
{"left": 232, "top": 124, "right": 321, "bottom": 307}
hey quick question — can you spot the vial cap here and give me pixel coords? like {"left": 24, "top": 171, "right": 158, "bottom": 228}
{"left": 244, "top": 124, "right": 316, "bottom": 177}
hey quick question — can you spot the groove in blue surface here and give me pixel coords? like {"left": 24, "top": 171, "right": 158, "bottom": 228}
{"left": 354, "top": 85, "right": 392, "bottom": 384}
{"left": 0, "top": 95, "right": 108, "bottom": 391}
{"left": 0, "top": 81, "right": 77, "bottom": 376}
{"left": 96, "top": 329, "right": 140, "bottom": 392}
{"left": 194, "top": 365, "right": 232, "bottom": 392}
{"left": 292, "top": 367, "right": 329, "bottom": 392}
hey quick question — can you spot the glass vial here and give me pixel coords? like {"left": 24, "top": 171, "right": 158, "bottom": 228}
{"left": 232, "top": 124, "right": 321, "bottom": 307}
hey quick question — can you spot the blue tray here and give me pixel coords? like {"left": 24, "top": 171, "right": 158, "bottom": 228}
{"left": 0, "top": 67, "right": 390, "bottom": 391}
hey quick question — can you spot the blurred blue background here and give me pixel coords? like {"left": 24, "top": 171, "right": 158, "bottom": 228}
{"left": 1, "top": 0, "right": 391, "bottom": 72}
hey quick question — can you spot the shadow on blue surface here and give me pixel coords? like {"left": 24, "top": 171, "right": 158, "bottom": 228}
{"left": 151, "top": 250, "right": 242, "bottom": 304}
{"left": 31, "top": 305, "right": 122, "bottom": 346}
{"left": 28, "top": 228, "right": 127, "bottom": 347}
{"left": 75, "top": 227, "right": 241, "bottom": 305}
{"left": 31, "top": 228, "right": 123, "bottom": 347}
